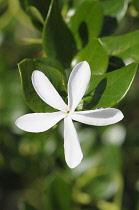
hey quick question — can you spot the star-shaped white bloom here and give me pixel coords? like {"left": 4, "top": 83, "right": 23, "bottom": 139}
{"left": 16, "top": 61, "right": 124, "bottom": 168}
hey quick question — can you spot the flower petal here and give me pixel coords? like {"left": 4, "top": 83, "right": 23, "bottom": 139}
{"left": 15, "top": 112, "right": 66, "bottom": 132}
{"left": 32, "top": 70, "right": 68, "bottom": 111}
{"left": 68, "top": 61, "right": 91, "bottom": 112}
{"left": 72, "top": 108, "right": 124, "bottom": 126}
{"left": 64, "top": 115, "right": 83, "bottom": 168}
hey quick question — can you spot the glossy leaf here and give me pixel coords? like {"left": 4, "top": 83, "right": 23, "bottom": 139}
{"left": 18, "top": 59, "right": 67, "bottom": 113}
{"left": 101, "top": 30, "right": 139, "bottom": 64}
{"left": 68, "top": 0, "right": 103, "bottom": 49}
{"left": 72, "top": 38, "right": 108, "bottom": 75}
{"left": 44, "top": 174, "right": 71, "bottom": 210}
{"left": 100, "top": 0, "right": 128, "bottom": 21}
{"left": 83, "top": 63, "right": 138, "bottom": 109}
{"left": 42, "top": 0, "right": 77, "bottom": 68}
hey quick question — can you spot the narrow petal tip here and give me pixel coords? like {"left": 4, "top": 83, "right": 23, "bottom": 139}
{"left": 32, "top": 70, "right": 42, "bottom": 79}
{"left": 64, "top": 116, "right": 83, "bottom": 169}
{"left": 116, "top": 109, "right": 124, "bottom": 122}
{"left": 66, "top": 153, "right": 83, "bottom": 169}
{"left": 81, "top": 60, "right": 90, "bottom": 67}
{"left": 15, "top": 116, "right": 25, "bottom": 131}
{"left": 72, "top": 108, "right": 124, "bottom": 126}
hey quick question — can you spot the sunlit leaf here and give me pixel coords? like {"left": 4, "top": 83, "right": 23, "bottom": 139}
{"left": 101, "top": 30, "right": 139, "bottom": 65}
{"left": 100, "top": 0, "right": 128, "bottom": 21}
{"left": 72, "top": 38, "right": 108, "bottom": 75}
{"left": 42, "top": 0, "right": 77, "bottom": 68}
{"left": 83, "top": 63, "right": 138, "bottom": 109}
{"left": 18, "top": 59, "right": 67, "bottom": 113}
{"left": 68, "top": 0, "right": 103, "bottom": 49}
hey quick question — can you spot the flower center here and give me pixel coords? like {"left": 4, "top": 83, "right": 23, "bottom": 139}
{"left": 63, "top": 109, "right": 71, "bottom": 116}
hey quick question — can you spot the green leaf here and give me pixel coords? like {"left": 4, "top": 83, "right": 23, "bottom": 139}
{"left": 19, "top": 0, "right": 51, "bottom": 19}
{"left": 34, "top": 57, "right": 64, "bottom": 74}
{"left": 19, "top": 0, "right": 51, "bottom": 30}
{"left": 65, "top": 0, "right": 86, "bottom": 8}
{"left": 18, "top": 59, "right": 67, "bottom": 113}
{"left": 27, "top": 0, "right": 51, "bottom": 19}
{"left": 42, "top": 0, "right": 77, "bottom": 68}
{"left": 83, "top": 63, "right": 138, "bottom": 109}
{"left": 44, "top": 174, "right": 71, "bottom": 210}
{"left": 68, "top": 0, "right": 103, "bottom": 49}
{"left": 101, "top": 30, "right": 139, "bottom": 64}
{"left": 72, "top": 38, "right": 108, "bottom": 75}
{"left": 27, "top": 6, "right": 44, "bottom": 30}
{"left": 100, "top": 0, "right": 128, "bottom": 21}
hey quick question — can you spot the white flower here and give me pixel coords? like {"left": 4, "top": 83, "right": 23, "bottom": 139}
{"left": 15, "top": 61, "right": 124, "bottom": 168}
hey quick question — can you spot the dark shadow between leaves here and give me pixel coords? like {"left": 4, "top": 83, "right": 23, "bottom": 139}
{"left": 84, "top": 78, "right": 107, "bottom": 109}
{"left": 100, "top": 16, "right": 118, "bottom": 37}
{"left": 107, "top": 56, "right": 125, "bottom": 72}
{"left": 79, "top": 21, "right": 89, "bottom": 48}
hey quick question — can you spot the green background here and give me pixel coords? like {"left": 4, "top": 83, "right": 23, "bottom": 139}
{"left": 1, "top": 0, "right": 139, "bottom": 210}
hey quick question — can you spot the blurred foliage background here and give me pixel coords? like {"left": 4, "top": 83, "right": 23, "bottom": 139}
{"left": 1, "top": 0, "right": 139, "bottom": 210}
